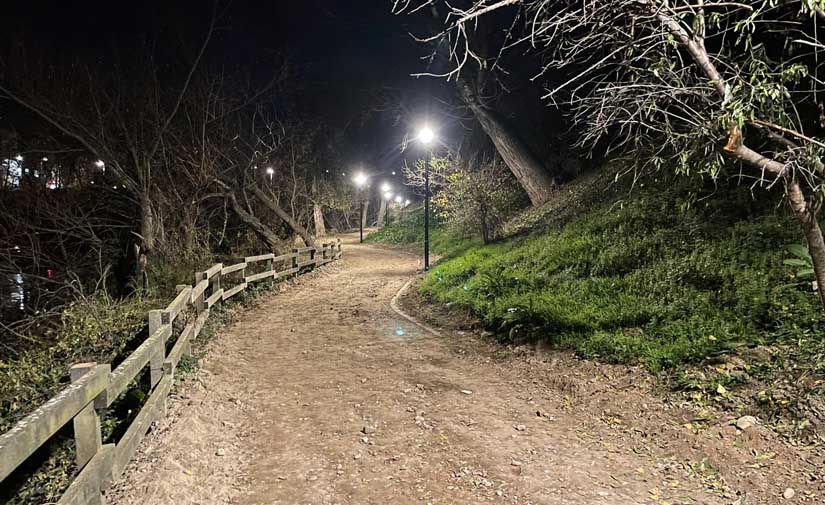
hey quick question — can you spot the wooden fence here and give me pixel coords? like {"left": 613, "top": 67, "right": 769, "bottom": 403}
{"left": 0, "top": 240, "right": 342, "bottom": 504}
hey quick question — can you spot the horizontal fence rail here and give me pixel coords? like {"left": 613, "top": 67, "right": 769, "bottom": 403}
{"left": 0, "top": 239, "right": 342, "bottom": 504}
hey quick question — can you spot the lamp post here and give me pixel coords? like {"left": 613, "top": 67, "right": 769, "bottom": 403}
{"left": 417, "top": 126, "right": 435, "bottom": 270}
{"left": 354, "top": 172, "right": 368, "bottom": 242}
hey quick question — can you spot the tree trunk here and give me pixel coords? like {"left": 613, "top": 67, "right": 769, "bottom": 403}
{"left": 730, "top": 144, "right": 825, "bottom": 309}
{"left": 313, "top": 203, "right": 326, "bottom": 237}
{"left": 137, "top": 193, "right": 156, "bottom": 284}
{"left": 251, "top": 186, "right": 315, "bottom": 246}
{"left": 361, "top": 198, "right": 370, "bottom": 231}
{"left": 458, "top": 79, "right": 556, "bottom": 206}
{"left": 376, "top": 199, "right": 387, "bottom": 227}
{"left": 225, "top": 191, "right": 281, "bottom": 251}
{"left": 787, "top": 181, "right": 825, "bottom": 309}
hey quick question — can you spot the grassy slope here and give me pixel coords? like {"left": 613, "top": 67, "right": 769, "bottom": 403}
{"left": 369, "top": 171, "right": 824, "bottom": 374}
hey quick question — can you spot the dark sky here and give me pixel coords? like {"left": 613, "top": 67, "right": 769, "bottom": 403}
{"left": 2, "top": 0, "right": 458, "bottom": 184}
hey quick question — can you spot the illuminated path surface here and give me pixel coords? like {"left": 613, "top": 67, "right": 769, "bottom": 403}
{"left": 108, "top": 233, "right": 740, "bottom": 504}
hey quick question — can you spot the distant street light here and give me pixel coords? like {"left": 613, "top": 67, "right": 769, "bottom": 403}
{"left": 381, "top": 182, "right": 391, "bottom": 193}
{"left": 405, "top": 199, "right": 411, "bottom": 206}
{"left": 417, "top": 126, "right": 436, "bottom": 270}
{"left": 394, "top": 195, "right": 403, "bottom": 204}
{"left": 383, "top": 190, "right": 394, "bottom": 226}
{"left": 14, "top": 155, "right": 23, "bottom": 162}
{"left": 353, "top": 171, "right": 368, "bottom": 242}
{"left": 42, "top": 157, "right": 49, "bottom": 162}
{"left": 266, "top": 167, "right": 274, "bottom": 180}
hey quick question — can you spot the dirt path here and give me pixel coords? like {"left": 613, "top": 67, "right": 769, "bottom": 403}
{"left": 110, "top": 234, "right": 821, "bottom": 505}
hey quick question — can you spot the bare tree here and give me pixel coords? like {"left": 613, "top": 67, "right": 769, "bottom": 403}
{"left": 393, "top": 0, "right": 558, "bottom": 205}
{"left": 0, "top": 13, "right": 216, "bottom": 280}
{"left": 406, "top": 0, "right": 825, "bottom": 308}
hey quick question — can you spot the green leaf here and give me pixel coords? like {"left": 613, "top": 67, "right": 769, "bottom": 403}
{"left": 783, "top": 258, "right": 810, "bottom": 267}
{"left": 788, "top": 244, "right": 811, "bottom": 260}
{"left": 797, "top": 268, "right": 815, "bottom": 278}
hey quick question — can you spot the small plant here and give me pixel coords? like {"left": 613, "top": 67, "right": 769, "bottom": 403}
{"left": 783, "top": 244, "right": 815, "bottom": 284}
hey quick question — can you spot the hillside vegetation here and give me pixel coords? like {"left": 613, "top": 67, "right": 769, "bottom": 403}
{"left": 369, "top": 172, "right": 825, "bottom": 376}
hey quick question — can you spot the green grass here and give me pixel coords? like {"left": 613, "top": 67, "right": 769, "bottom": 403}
{"left": 372, "top": 176, "right": 825, "bottom": 374}
{"left": 366, "top": 206, "right": 481, "bottom": 258}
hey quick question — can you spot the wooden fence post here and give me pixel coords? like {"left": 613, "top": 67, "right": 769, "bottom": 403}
{"left": 147, "top": 310, "right": 167, "bottom": 388}
{"left": 194, "top": 271, "right": 207, "bottom": 314}
{"left": 292, "top": 249, "right": 299, "bottom": 271}
{"left": 70, "top": 363, "right": 103, "bottom": 469}
{"left": 176, "top": 285, "right": 193, "bottom": 358}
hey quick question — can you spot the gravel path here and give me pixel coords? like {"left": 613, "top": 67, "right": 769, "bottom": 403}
{"left": 109, "top": 233, "right": 820, "bottom": 505}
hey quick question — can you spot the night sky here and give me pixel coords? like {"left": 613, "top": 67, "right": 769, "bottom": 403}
{"left": 1, "top": 0, "right": 460, "bottom": 184}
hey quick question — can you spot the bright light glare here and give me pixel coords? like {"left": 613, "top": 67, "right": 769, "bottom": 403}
{"left": 14, "top": 155, "right": 23, "bottom": 162}
{"left": 394, "top": 195, "right": 403, "bottom": 203}
{"left": 383, "top": 191, "right": 393, "bottom": 200}
{"left": 418, "top": 126, "right": 435, "bottom": 144}
{"left": 95, "top": 160, "right": 105, "bottom": 168}
{"left": 42, "top": 157, "right": 49, "bottom": 162}
{"left": 353, "top": 172, "right": 368, "bottom": 186}
{"left": 405, "top": 199, "right": 410, "bottom": 206}
{"left": 381, "top": 182, "right": 391, "bottom": 192}
{"left": 266, "top": 167, "right": 274, "bottom": 175}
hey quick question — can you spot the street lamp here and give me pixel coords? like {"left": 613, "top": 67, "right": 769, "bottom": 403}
{"left": 266, "top": 167, "right": 274, "bottom": 180}
{"left": 417, "top": 126, "right": 435, "bottom": 270}
{"left": 353, "top": 172, "right": 368, "bottom": 242}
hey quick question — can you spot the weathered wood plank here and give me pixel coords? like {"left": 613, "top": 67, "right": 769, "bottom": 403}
{"left": 272, "top": 253, "right": 297, "bottom": 263}
{"left": 97, "top": 325, "right": 170, "bottom": 408}
{"left": 164, "top": 287, "right": 191, "bottom": 323}
{"left": 276, "top": 267, "right": 300, "bottom": 277}
{"left": 296, "top": 259, "right": 315, "bottom": 268}
{"left": 222, "top": 283, "right": 247, "bottom": 300}
{"left": 164, "top": 321, "right": 194, "bottom": 375}
{"left": 56, "top": 443, "right": 114, "bottom": 505}
{"left": 191, "top": 279, "right": 209, "bottom": 303}
{"left": 204, "top": 263, "right": 223, "bottom": 280}
{"left": 193, "top": 309, "right": 209, "bottom": 338}
{"left": 0, "top": 364, "right": 110, "bottom": 482}
{"left": 244, "top": 253, "right": 274, "bottom": 263}
{"left": 244, "top": 270, "right": 275, "bottom": 283}
{"left": 206, "top": 289, "right": 223, "bottom": 308}
{"left": 293, "top": 246, "right": 315, "bottom": 253}
{"left": 111, "top": 375, "right": 172, "bottom": 480}
{"left": 221, "top": 262, "right": 247, "bottom": 275}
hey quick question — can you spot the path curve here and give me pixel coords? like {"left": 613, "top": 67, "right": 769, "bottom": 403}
{"left": 110, "top": 234, "right": 805, "bottom": 504}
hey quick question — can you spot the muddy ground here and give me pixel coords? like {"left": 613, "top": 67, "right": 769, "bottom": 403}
{"left": 109, "top": 234, "right": 823, "bottom": 504}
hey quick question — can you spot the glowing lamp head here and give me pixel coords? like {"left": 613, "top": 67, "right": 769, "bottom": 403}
{"left": 381, "top": 182, "right": 391, "bottom": 192}
{"left": 266, "top": 167, "right": 274, "bottom": 175}
{"left": 14, "top": 155, "right": 23, "bottom": 162}
{"left": 418, "top": 126, "right": 435, "bottom": 145}
{"left": 42, "top": 157, "right": 49, "bottom": 162}
{"left": 405, "top": 199, "right": 411, "bottom": 206}
{"left": 353, "top": 172, "right": 368, "bottom": 187}
{"left": 394, "top": 195, "right": 403, "bottom": 204}
{"left": 95, "top": 160, "right": 105, "bottom": 168}
{"left": 383, "top": 191, "right": 393, "bottom": 200}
